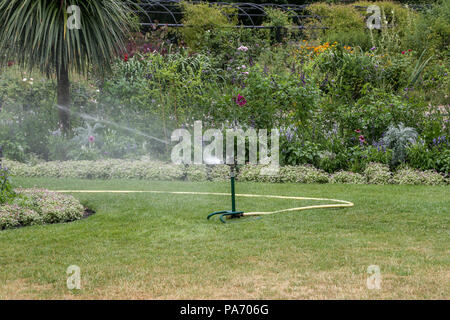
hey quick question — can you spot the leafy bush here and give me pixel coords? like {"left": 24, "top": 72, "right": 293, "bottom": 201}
{"left": 392, "top": 167, "right": 447, "bottom": 185}
{"left": 364, "top": 162, "right": 392, "bottom": 184}
{"left": 0, "top": 161, "right": 15, "bottom": 204}
{"left": 208, "top": 165, "right": 230, "bottom": 182}
{"left": 185, "top": 164, "right": 208, "bottom": 181}
{"left": 179, "top": 2, "right": 237, "bottom": 50}
{"left": 5, "top": 158, "right": 447, "bottom": 185}
{"left": 330, "top": 171, "right": 365, "bottom": 184}
{"left": 238, "top": 164, "right": 329, "bottom": 184}
{"left": 382, "top": 123, "right": 418, "bottom": 166}
{"left": 306, "top": 3, "right": 366, "bottom": 43}
{"left": 406, "top": 140, "right": 450, "bottom": 174}
{"left": 405, "top": 0, "right": 450, "bottom": 57}
{"left": 1, "top": 188, "right": 84, "bottom": 230}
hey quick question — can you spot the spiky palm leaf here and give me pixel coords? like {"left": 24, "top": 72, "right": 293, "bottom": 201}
{"left": 0, "top": 0, "right": 138, "bottom": 75}
{"left": 0, "top": 0, "right": 139, "bottom": 132}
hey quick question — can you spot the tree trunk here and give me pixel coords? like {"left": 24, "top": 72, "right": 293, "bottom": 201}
{"left": 57, "top": 63, "right": 71, "bottom": 135}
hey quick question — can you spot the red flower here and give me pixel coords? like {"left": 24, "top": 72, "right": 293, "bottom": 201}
{"left": 401, "top": 51, "right": 406, "bottom": 54}
{"left": 234, "top": 94, "right": 247, "bottom": 107}
{"left": 123, "top": 54, "right": 128, "bottom": 62}
{"left": 7, "top": 61, "right": 14, "bottom": 67}
{"left": 408, "top": 49, "right": 412, "bottom": 52}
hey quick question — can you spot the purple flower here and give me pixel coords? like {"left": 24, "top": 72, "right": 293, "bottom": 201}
{"left": 88, "top": 135, "right": 95, "bottom": 143}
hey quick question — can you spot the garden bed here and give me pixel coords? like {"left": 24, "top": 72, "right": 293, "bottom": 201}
{"left": 0, "top": 188, "right": 87, "bottom": 230}
{"left": 4, "top": 159, "right": 449, "bottom": 186}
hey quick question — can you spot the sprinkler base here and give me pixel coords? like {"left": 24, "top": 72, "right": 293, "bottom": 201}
{"left": 207, "top": 210, "right": 244, "bottom": 223}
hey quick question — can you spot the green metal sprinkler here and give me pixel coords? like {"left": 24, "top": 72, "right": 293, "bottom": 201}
{"left": 207, "top": 164, "right": 244, "bottom": 223}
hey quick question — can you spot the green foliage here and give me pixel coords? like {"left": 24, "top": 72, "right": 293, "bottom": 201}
{"left": 407, "top": 139, "right": 450, "bottom": 174}
{"left": 262, "top": 7, "right": 295, "bottom": 42}
{"left": 392, "top": 167, "right": 446, "bottom": 185}
{"left": 0, "top": 0, "right": 139, "bottom": 76}
{"left": 405, "top": 0, "right": 450, "bottom": 58}
{"left": 179, "top": 2, "right": 237, "bottom": 50}
{"left": 382, "top": 123, "right": 418, "bottom": 166}
{"left": 5, "top": 158, "right": 447, "bottom": 186}
{"left": 0, "top": 162, "right": 15, "bottom": 204}
{"left": 306, "top": 3, "right": 365, "bottom": 39}
{"left": 364, "top": 162, "right": 392, "bottom": 185}
{"left": 0, "top": 188, "right": 84, "bottom": 230}
{"left": 330, "top": 171, "right": 365, "bottom": 184}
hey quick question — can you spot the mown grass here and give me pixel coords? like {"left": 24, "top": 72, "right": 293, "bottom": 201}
{"left": 0, "top": 177, "right": 448, "bottom": 299}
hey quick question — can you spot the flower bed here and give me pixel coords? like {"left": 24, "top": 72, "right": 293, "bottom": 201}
{"left": 0, "top": 188, "right": 85, "bottom": 230}
{"left": 4, "top": 159, "right": 449, "bottom": 186}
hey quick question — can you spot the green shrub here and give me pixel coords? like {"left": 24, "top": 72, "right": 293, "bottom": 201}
{"left": 262, "top": 7, "right": 295, "bottom": 43}
{"left": 0, "top": 162, "right": 15, "bottom": 204}
{"left": 179, "top": 2, "right": 237, "bottom": 51}
{"left": 208, "top": 165, "right": 229, "bottom": 182}
{"left": 0, "top": 205, "right": 21, "bottom": 229}
{"left": 364, "top": 162, "right": 392, "bottom": 184}
{"left": 404, "top": 0, "right": 450, "bottom": 58}
{"left": 185, "top": 164, "right": 208, "bottom": 181}
{"left": 382, "top": 123, "right": 418, "bottom": 167}
{"left": 306, "top": 3, "right": 366, "bottom": 41}
{"left": 392, "top": 167, "right": 447, "bottom": 185}
{"left": 1, "top": 189, "right": 84, "bottom": 230}
{"left": 330, "top": 171, "right": 366, "bottom": 184}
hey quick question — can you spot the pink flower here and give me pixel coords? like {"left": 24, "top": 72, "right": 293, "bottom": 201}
{"left": 355, "top": 129, "right": 361, "bottom": 133}
{"left": 235, "top": 94, "right": 247, "bottom": 107}
{"left": 359, "top": 135, "right": 365, "bottom": 143}
{"left": 88, "top": 135, "right": 95, "bottom": 143}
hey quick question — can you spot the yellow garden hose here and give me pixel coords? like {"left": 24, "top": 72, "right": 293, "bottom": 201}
{"left": 55, "top": 190, "right": 354, "bottom": 220}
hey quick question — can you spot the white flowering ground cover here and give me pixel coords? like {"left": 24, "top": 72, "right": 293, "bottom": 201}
{"left": 0, "top": 188, "right": 85, "bottom": 230}
{"left": 0, "top": 177, "right": 448, "bottom": 299}
{"left": 4, "top": 160, "right": 449, "bottom": 185}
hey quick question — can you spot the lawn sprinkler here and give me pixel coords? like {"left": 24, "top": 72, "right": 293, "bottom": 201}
{"left": 207, "top": 164, "right": 245, "bottom": 223}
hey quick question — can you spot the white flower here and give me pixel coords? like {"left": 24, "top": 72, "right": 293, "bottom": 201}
{"left": 23, "top": 78, "right": 27, "bottom": 81}
{"left": 30, "top": 78, "right": 34, "bottom": 81}
{"left": 237, "top": 45, "right": 248, "bottom": 52}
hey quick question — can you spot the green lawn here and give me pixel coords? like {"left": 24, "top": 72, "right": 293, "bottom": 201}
{"left": 0, "top": 177, "right": 449, "bottom": 299}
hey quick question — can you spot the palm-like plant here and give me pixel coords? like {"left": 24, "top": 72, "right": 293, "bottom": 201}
{"left": 0, "top": 0, "right": 138, "bottom": 134}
